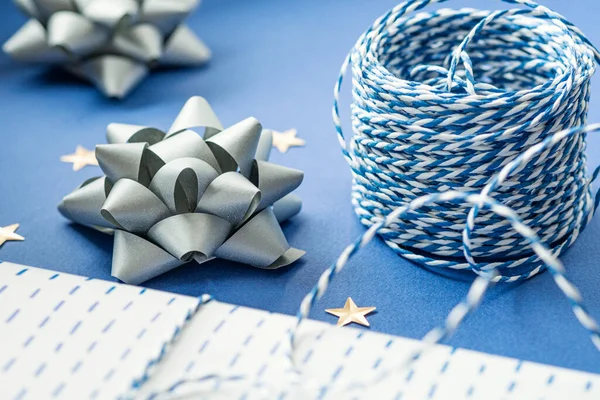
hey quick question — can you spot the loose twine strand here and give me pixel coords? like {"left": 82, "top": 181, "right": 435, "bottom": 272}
{"left": 142, "top": 0, "right": 600, "bottom": 398}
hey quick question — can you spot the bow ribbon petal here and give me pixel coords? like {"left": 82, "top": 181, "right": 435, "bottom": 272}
{"left": 59, "top": 96, "right": 305, "bottom": 285}
{"left": 4, "top": 0, "right": 209, "bottom": 98}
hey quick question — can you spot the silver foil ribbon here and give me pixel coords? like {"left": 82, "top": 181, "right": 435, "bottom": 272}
{"left": 4, "top": 0, "right": 210, "bottom": 98}
{"left": 59, "top": 96, "right": 305, "bottom": 284}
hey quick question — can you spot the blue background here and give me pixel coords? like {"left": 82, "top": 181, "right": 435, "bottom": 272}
{"left": 1, "top": 0, "right": 600, "bottom": 374}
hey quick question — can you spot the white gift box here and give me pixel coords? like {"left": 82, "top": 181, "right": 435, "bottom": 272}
{"left": 0, "top": 262, "right": 598, "bottom": 400}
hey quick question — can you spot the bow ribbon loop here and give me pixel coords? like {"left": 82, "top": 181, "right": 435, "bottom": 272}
{"left": 166, "top": 96, "right": 223, "bottom": 138}
{"left": 58, "top": 176, "right": 112, "bottom": 229}
{"left": 206, "top": 117, "right": 262, "bottom": 177}
{"left": 101, "top": 178, "right": 171, "bottom": 234}
{"left": 111, "top": 230, "right": 183, "bottom": 285}
{"left": 147, "top": 213, "right": 232, "bottom": 262}
{"left": 196, "top": 172, "right": 261, "bottom": 227}
{"left": 106, "top": 123, "right": 166, "bottom": 145}
{"left": 215, "top": 208, "right": 300, "bottom": 269}
{"left": 149, "top": 157, "right": 219, "bottom": 214}
{"left": 80, "top": 0, "right": 139, "bottom": 28}
{"left": 251, "top": 160, "right": 304, "bottom": 212}
{"left": 140, "top": 0, "right": 200, "bottom": 36}
{"left": 149, "top": 129, "right": 221, "bottom": 172}
{"left": 31, "top": 0, "right": 75, "bottom": 22}
{"left": 110, "top": 24, "right": 163, "bottom": 64}
{"left": 95, "top": 142, "right": 150, "bottom": 185}
{"left": 59, "top": 97, "right": 305, "bottom": 285}
{"left": 47, "top": 11, "right": 109, "bottom": 56}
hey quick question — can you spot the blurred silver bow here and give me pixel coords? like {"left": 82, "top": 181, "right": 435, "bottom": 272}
{"left": 4, "top": 0, "right": 210, "bottom": 98}
{"left": 59, "top": 96, "right": 305, "bottom": 284}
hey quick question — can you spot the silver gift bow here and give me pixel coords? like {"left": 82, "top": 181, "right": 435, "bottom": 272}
{"left": 3, "top": 0, "right": 210, "bottom": 98}
{"left": 58, "top": 96, "right": 305, "bottom": 284}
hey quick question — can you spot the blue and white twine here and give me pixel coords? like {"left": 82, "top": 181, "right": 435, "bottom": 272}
{"left": 295, "top": 0, "right": 600, "bottom": 379}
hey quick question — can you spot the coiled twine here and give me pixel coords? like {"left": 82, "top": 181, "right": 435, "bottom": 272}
{"left": 334, "top": 0, "right": 600, "bottom": 281}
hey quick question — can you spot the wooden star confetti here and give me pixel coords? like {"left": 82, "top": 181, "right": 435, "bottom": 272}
{"left": 272, "top": 129, "right": 305, "bottom": 153}
{"left": 0, "top": 224, "right": 24, "bottom": 247}
{"left": 61, "top": 146, "right": 99, "bottom": 171}
{"left": 325, "top": 297, "right": 376, "bottom": 327}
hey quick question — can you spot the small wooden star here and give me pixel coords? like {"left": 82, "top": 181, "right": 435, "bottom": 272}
{"left": 0, "top": 224, "right": 24, "bottom": 247}
{"left": 61, "top": 146, "right": 99, "bottom": 171}
{"left": 272, "top": 129, "right": 305, "bottom": 153}
{"left": 325, "top": 297, "right": 376, "bottom": 327}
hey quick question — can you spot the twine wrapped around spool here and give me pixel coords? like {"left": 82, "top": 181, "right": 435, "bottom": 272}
{"left": 335, "top": 0, "right": 599, "bottom": 280}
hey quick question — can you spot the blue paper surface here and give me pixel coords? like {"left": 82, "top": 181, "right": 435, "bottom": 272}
{"left": 1, "top": 0, "right": 600, "bottom": 374}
